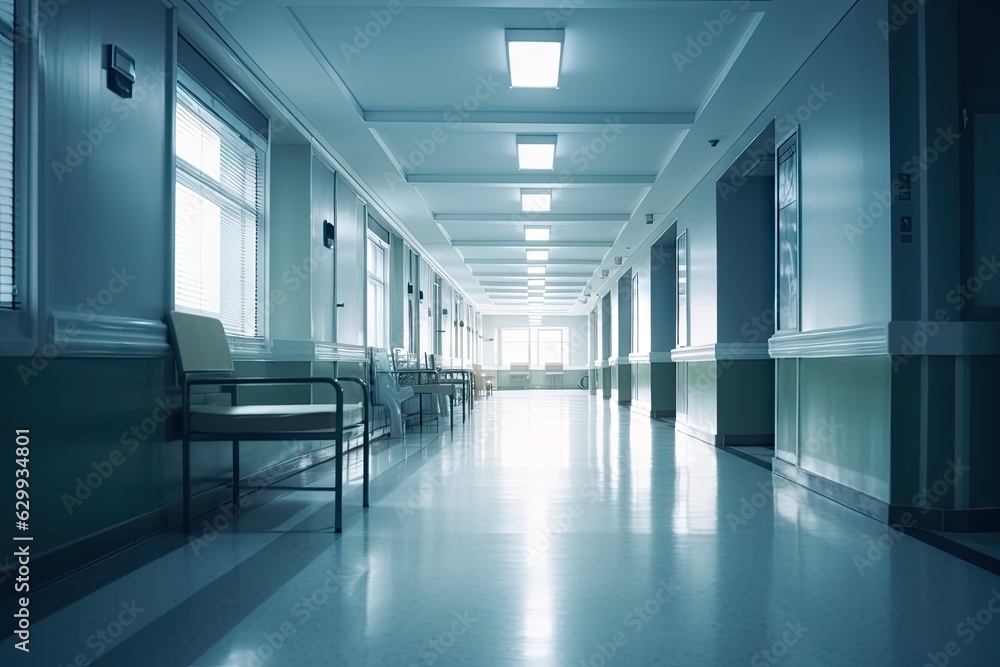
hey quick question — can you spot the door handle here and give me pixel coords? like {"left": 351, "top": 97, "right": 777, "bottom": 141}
{"left": 337, "top": 303, "right": 345, "bottom": 308}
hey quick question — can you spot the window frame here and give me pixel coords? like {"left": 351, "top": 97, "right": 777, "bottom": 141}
{"left": 497, "top": 326, "right": 569, "bottom": 367}
{"left": 171, "top": 68, "right": 267, "bottom": 345}
{"left": 497, "top": 327, "right": 530, "bottom": 367}
{"left": 533, "top": 326, "right": 568, "bottom": 366}
{"left": 0, "top": 0, "right": 37, "bottom": 356}
{"left": 366, "top": 231, "right": 389, "bottom": 348}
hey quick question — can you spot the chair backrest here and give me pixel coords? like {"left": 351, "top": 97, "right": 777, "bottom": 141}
{"left": 371, "top": 347, "right": 395, "bottom": 374}
{"left": 545, "top": 363, "right": 564, "bottom": 372}
{"left": 167, "top": 311, "right": 235, "bottom": 375}
{"left": 509, "top": 363, "right": 530, "bottom": 373}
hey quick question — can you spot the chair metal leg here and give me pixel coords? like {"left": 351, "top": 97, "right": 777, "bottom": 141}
{"left": 362, "top": 412, "right": 370, "bottom": 509}
{"left": 335, "top": 434, "right": 343, "bottom": 533}
{"left": 182, "top": 437, "right": 191, "bottom": 534}
{"left": 232, "top": 440, "right": 240, "bottom": 514}
{"left": 450, "top": 395, "right": 454, "bottom": 428}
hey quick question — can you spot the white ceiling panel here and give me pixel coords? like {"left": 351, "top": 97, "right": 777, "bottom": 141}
{"left": 290, "top": 5, "right": 757, "bottom": 112}
{"left": 197, "top": 0, "right": 859, "bottom": 315}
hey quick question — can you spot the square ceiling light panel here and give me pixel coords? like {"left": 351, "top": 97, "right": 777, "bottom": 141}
{"left": 528, "top": 266, "right": 546, "bottom": 275}
{"left": 527, "top": 250, "right": 550, "bottom": 261}
{"left": 521, "top": 189, "right": 552, "bottom": 212}
{"left": 516, "top": 135, "right": 557, "bottom": 170}
{"left": 525, "top": 227, "right": 551, "bottom": 242}
{"left": 506, "top": 29, "right": 564, "bottom": 88}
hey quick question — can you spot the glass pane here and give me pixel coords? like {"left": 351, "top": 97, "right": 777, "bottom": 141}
{"left": 777, "top": 137, "right": 799, "bottom": 332}
{"left": 176, "top": 95, "right": 221, "bottom": 181}
{"left": 500, "top": 328, "right": 530, "bottom": 365}
{"left": 174, "top": 182, "right": 222, "bottom": 314}
{"left": 677, "top": 232, "right": 688, "bottom": 347}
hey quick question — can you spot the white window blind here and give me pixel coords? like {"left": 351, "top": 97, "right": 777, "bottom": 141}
{"left": 174, "top": 85, "right": 261, "bottom": 337}
{"left": 0, "top": 1, "right": 15, "bottom": 309}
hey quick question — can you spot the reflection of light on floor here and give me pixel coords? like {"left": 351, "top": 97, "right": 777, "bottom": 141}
{"left": 774, "top": 479, "right": 825, "bottom": 532}
{"left": 523, "top": 570, "right": 554, "bottom": 658}
{"left": 626, "top": 418, "right": 653, "bottom": 533}
{"left": 671, "top": 434, "right": 719, "bottom": 535}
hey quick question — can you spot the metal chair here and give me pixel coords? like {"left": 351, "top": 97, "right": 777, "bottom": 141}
{"left": 167, "top": 311, "right": 368, "bottom": 534}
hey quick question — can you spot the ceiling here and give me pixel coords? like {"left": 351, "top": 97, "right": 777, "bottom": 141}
{"left": 190, "top": 0, "right": 857, "bottom": 316}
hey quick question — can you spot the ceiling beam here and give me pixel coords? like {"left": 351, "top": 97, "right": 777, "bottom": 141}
{"left": 473, "top": 272, "right": 594, "bottom": 278}
{"left": 451, "top": 240, "right": 613, "bottom": 248}
{"left": 363, "top": 111, "right": 695, "bottom": 129}
{"left": 464, "top": 259, "right": 598, "bottom": 266}
{"left": 280, "top": 1, "right": 770, "bottom": 8}
{"left": 480, "top": 280, "right": 589, "bottom": 287}
{"left": 437, "top": 213, "right": 630, "bottom": 223}
{"left": 413, "top": 175, "right": 655, "bottom": 187}
{"left": 482, "top": 285, "right": 588, "bottom": 290}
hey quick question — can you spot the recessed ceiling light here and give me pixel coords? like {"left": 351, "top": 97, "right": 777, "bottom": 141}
{"left": 516, "top": 134, "right": 557, "bottom": 170}
{"left": 528, "top": 278, "right": 545, "bottom": 287}
{"left": 506, "top": 29, "right": 564, "bottom": 88}
{"left": 527, "top": 250, "right": 549, "bottom": 261}
{"left": 527, "top": 266, "right": 546, "bottom": 275}
{"left": 524, "top": 226, "right": 551, "bottom": 242}
{"left": 521, "top": 189, "right": 552, "bottom": 213}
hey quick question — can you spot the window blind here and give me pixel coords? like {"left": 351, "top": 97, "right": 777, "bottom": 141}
{"left": 0, "top": 1, "right": 15, "bottom": 309}
{"left": 174, "top": 85, "right": 261, "bottom": 337}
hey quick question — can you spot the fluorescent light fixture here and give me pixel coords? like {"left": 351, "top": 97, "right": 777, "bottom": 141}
{"left": 524, "top": 226, "right": 551, "bottom": 242}
{"left": 521, "top": 189, "right": 552, "bottom": 213}
{"left": 528, "top": 278, "right": 545, "bottom": 287}
{"left": 506, "top": 29, "right": 564, "bottom": 88}
{"left": 527, "top": 266, "right": 546, "bottom": 275}
{"left": 527, "top": 250, "right": 549, "bottom": 261}
{"left": 516, "top": 134, "right": 557, "bottom": 170}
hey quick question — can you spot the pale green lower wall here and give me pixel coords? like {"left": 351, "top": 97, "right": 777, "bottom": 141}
{"left": 632, "top": 363, "right": 651, "bottom": 412}
{"left": 611, "top": 364, "right": 631, "bottom": 404}
{"left": 796, "top": 356, "right": 892, "bottom": 502}
{"left": 717, "top": 360, "right": 774, "bottom": 439}
{"left": 651, "top": 362, "right": 676, "bottom": 418}
{"left": 776, "top": 359, "right": 797, "bottom": 463}
{"left": 1, "top": 357, "right": 179, "bottom": 555}
{"left": 678, "top": 361, "right": 718, "bottom": 436}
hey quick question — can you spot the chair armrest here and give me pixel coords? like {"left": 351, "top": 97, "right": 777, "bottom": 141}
{"left": 336, "top": 376, "right": 369, "bottom": 429}
{"left": 182, "top": 377, "right": 344, "bottom": 412}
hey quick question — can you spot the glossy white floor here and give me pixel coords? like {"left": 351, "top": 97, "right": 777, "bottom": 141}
{"left": 8, "top": 391, "right": 1000, "bottom": 666}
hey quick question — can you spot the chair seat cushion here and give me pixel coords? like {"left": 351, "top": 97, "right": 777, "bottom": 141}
{"left": 408, "top": 384, "right": 456, "bottom": 396}
{"left": 190, "top": 403, "right": 364, "bottom": 434}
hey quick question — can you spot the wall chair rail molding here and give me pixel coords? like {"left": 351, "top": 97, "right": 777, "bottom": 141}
{"left": 768, "top": 323, "right": 890, "bottom": 358}
{"left": 48, "top": 311, "right": 170, "bottom": 357}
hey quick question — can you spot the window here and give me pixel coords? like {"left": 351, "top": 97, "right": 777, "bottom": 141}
{"left": 498, "top": 327, "right": 568, "bottom": 366}
{"left": 498, "top": 328, "right": 529, "bottom": 366}
{"left": 777, "top": 132, "right": 800, "bottom": 332}
{"left": 677, "top": 230, "right": 689, "bottom": 347}
{"left": 631, "top": 272, "right": 639, "bottom": 353}
{"left": 534, "top": 328, "right": 567, "bottom": 365}
{"left": 0, "top": 0, "right": 15, "bottom": 309}
{"left": 366, "top": 234, "right": 388, "bottom": 347}
{"left": 173, "top": 84, "right": 263, "bottom": 337}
